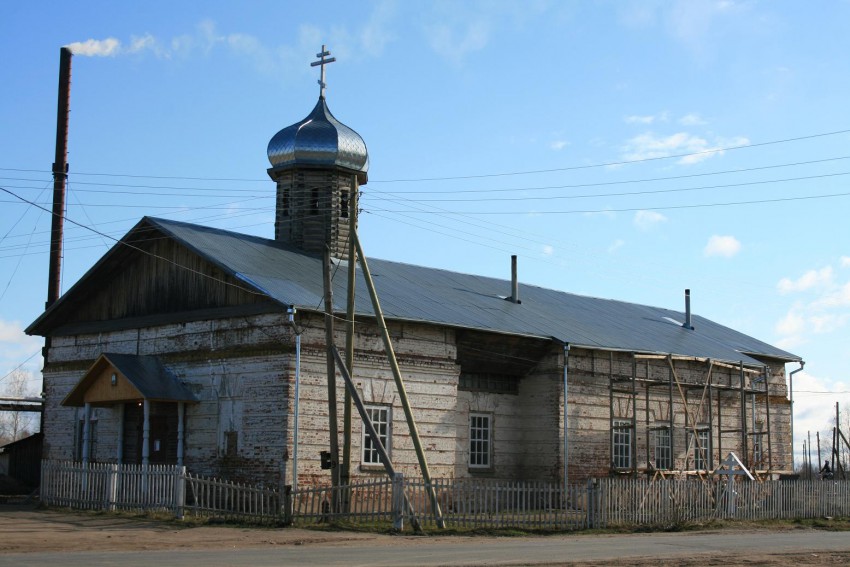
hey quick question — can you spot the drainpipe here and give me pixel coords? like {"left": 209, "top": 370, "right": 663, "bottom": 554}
{"left": 563, "top": 343, "right": 570, "bottom": 489}
{"left": 789, "top": 361, "right": 805, "bottom": 469}
{"left": 287, "top": 307, "right": 302, "bottom": 493}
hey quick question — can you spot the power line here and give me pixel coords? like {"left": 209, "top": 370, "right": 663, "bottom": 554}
{"left": 0, "top": 186, "right": 267, "bottom": 299}
{"left": 369, "top": 171, "right": 850, "bottom": 204}
{"left": 368, "top": 190, "right": 850, "bottom": 215}
{"left": 374, "top": 155, "right": 850, "bottom": 195}
{"left": 2, "top": 127, "right": 849, "bottom": 184}
{"left": 370, "top": 128, "right": 850, "bottom": 183}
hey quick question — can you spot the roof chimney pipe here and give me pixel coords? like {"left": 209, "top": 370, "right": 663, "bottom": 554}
{"left": 509, "top": 255, "right": 520, "bottom": 304}
{"left": 683, "top": 288, "right": 694, "bottom": 330}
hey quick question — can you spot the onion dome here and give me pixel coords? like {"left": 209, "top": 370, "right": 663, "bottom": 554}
{"left": 267, "top": 96, "right": 369, "bottom": 183}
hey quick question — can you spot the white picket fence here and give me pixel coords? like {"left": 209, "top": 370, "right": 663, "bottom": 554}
{"left": 41, "top": 460, "right": 185, "bottom": 515}
{"left": 39, "top": 460, "right": 850, "bottom": 530}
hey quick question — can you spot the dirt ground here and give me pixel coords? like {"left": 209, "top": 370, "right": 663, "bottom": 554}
{"left": 2, "top": 500, "right": 850, "bottom": 565}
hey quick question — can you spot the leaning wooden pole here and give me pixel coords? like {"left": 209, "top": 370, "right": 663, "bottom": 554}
{"left": 353, "top": 231, "right": 445, "bottom": 528}
{"left": 323, "top": 246, "right": 341, "bottom": 509}
{"left": 331, "top": 346, "right": 421, "bottom": 532}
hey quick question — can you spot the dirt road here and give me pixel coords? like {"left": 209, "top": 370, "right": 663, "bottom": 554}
{"left": 2, "top": 503, "right": 850, "bottom": 566}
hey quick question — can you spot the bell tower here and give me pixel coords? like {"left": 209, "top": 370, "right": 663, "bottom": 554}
{"left": 266, "top": 46, "right": 368, "bottom": 260}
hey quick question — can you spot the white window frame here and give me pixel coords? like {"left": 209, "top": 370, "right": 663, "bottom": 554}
{"left": 652, "top": 427, "right": 672, "bottom": 470}
{"left": 693, "top": 428, "right": 711, "bottom": 471}
{"left": 361, "top": 405, "right": 391, "bottom": 466}
{"left": 469, "top": 413, "right": 492, "bottom": 469}
{"left": 612, "top": 420, "right": 632, "bottom": 469}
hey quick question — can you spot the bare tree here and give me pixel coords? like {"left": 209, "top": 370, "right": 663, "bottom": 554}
{"left": 0, "top": 369, "right": 38, "bottom": 445}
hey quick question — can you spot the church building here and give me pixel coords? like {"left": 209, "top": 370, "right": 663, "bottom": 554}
{"left": 27, "top": 47, "right": 801, "bottom": 489}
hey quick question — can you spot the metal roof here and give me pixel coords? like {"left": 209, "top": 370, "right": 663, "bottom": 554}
{"left": 147, "top": 217, "right": 799, "bottom": 367}
{"left": 267, "top": 96, "right": 369, "bottom": 181}
{"left": 62, "top": 353, "right": 197, "bottom": 407}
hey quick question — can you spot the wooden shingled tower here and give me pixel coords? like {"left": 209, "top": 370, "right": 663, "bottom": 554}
{"left": 266, "top": 46, "right": 368, "bottom": 259}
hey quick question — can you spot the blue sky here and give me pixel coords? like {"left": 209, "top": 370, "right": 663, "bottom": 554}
{"left": 2, "top": 1, "right": 849, "bottom": 465}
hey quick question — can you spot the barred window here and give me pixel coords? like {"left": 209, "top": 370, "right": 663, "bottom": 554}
{"left": 469, "top": 413, "right": 492, "bottom": 469}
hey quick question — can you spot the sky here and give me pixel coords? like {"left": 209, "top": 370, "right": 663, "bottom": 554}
{"left": 1, "top": 1, "right": 849, "bottom": 467}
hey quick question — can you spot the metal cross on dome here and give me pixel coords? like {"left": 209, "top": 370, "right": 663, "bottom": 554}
{"left": 311, "top": 45, "right": 336, "bottom": 98}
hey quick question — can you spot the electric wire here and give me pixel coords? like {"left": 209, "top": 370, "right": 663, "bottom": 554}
{"left": 3, "top": 126, "right": 848, "bottom": 183}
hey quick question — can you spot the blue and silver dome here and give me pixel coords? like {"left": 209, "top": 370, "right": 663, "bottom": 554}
{"left": 267, "top": 96, "right": 369, "bottom": 182}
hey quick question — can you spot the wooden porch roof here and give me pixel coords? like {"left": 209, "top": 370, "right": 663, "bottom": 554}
{"left": 62, "top": 353, "right": 197, "bottom": 407}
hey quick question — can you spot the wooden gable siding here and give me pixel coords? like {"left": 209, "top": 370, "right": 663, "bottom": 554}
{"left": 61, "top": 234, "right": 267, "bottom": 326}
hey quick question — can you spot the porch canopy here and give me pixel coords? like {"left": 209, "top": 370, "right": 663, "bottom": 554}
{"left": 62, "top": 353, "right": 196, "bottom": 466}
{"left": 63, "top": 353, "right": 196, "bottom": 408}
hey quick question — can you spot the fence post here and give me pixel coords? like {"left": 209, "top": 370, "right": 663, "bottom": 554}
{"left": 586, "top": 478, "right": 597, "bottom": 529}
{"left": 392, "top": 472, "right": 404, "bottom": 531}
{"left": 174, "top": 466, "right": 186, "bottom": 520}
{"left": 283, "top": 485, "right": 293, "bottom": 526}
{"left": 107, "top": 464, "right": 118, "bottom": 511}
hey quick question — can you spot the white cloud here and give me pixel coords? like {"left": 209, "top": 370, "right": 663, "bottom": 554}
{"left": 841, "top": 256, "right": 850, "bottom": 268}
{"left": 703, "top": 235, "right": 741, "bottom": 258}
{"left": 0, "top": 319, "right": 43, "bottom": 390}
{"left": 426, "top": 19, "right": 490, "bottom": 63}
{"left": 542, "top": 245, "right": 554, "bottom": 256}
{"left": 790, "top": 369, "right": 850, "bottom": 465}
{"left": 625, "top": 115, "right": 656, "bottom": 124}
{"left": 775, "top": 259, "right": 850, "bottom": 349}
{"left": 777, "top": 266, "right": 834, "bottom": 294}
{"left": 550, "top": 140, "right": 569, "bottom": 151}
{"left": 775, "top": 307, "right": 806, "bottom": 338}
{"left": 608, "top": 239, "right": 625, "bottom": 253}
{"left": 678, "top": 113, "right": 707, "bottom": 126}
{"left": 360, "top": 0, "right": 397, "bottom": 56}
{"left": 625, "top": 111, "right": 669, "bottom": 125}
{"left": 633, "top": 210, "right": 667, "bottom": 230}
{"left": 622, "top": 131, "right": 750, "bottom": 165}
{"left": 67, "top": 12, "right": 395, "bottom": 74}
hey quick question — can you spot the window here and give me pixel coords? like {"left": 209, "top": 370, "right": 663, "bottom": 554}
{"left": 340, "top": 190, "right": 349, "bottom": 218}
{"left": 612, "top": 420, "right": 632, "bottom": 469}
{"left": 693, "top": 428, "right": 710, "bottom": 471}
{"left": 362, "top": 405, "right": 391, "bottom": 466}
{"left": 469, "top": 413, "right": 492, "bottom": 469}
{"left": 652, "top": 427, "right": 671, "bottom": 470}
{"left": 224, "top": 431, "right": 238, "bottom": 458}
{"left": 282, "top": 190, "right": 290, "bottom": 217}
{"left": 310, "top": 187, "right": 319, "bottom": 215}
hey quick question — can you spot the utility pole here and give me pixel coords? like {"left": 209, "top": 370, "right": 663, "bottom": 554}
{"left": 323, "top": 246, "right": 341, "bottom": 510}
{"left": 341, "top": 177, "right": 358, "bottom": 511}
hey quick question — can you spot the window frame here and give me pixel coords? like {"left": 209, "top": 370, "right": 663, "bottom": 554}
{"left": 361, "top": 404, "right": 391, "bottom": 467}
{"left": 693, "top": 428, "right": 711, "bottom": 471}
{"left": 612, "top": 419, "right": 632, "bottom": 470}
{"left": 652, "top": 426, "right": 672, "bottom": 470}
{"left": 468, "top": 412, "right": 493, "bottom": 470}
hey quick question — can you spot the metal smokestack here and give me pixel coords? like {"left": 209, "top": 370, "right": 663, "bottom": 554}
{"left": 510, "top": 255, "right": 520, "bottom": 304}
{"left": 46, "top": 46, "right": 72, "bottom": 308}
{"left": 683, "top": 288, "right": 693, "bottom": 330}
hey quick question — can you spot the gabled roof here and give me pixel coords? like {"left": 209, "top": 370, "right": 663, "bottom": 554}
{"left": 62, "top": 353, "right": 197, "bottom": 407}
{"left": 32, "top": 217, "right": 799, "bottom": 367}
